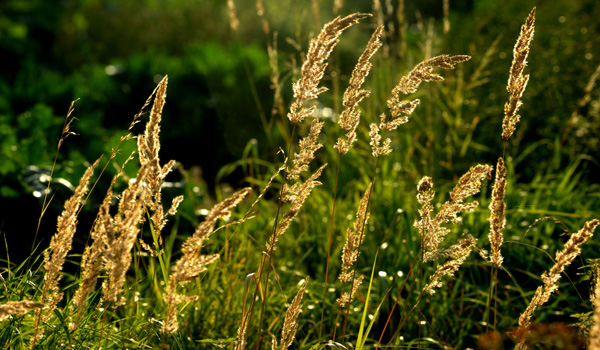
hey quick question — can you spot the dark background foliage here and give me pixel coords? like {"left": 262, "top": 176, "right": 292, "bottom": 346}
{"left": 1, "top": 0, "right": 599, "bottom": 263}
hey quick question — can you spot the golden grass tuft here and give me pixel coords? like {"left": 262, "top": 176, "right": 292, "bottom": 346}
{"left": 370, "top": 54, "right": 470, "bottom": 156}
{"left": 288, "top": 13, "right": 370, "bottom": 124}
{"left": 335, "top": 26, "right": 384, "bottom": 155}
{"left": 31, "top": 157, "right": 100, "bottom": 347}
{"left": 287, "top": 118, "right": 325, "bottom": 180}
{"left": 415, "top": 164, "right": 492, "bottom": 261}
{"left": 0, "top": 301, "right": 46, "bottom": 322}
{"left": 164, "top": 187, "right": 252, "bottom": 334}
{"left": 267, "top": 164, "right": 327, "bottom": 251}
{"left": 502, "top": 7, "right": 536, "bottom": 141}
{"left": 489, "top": 157, "right": 507, "bottom": 267}
{"left": 515, "top": 219, "right": 599, "bottom": 349}
{"left": 277, "top": 277, "right": 309, "bottom": 350}
{"left": 423, "top": 235, "right": 476, "bottom": 295}
{"left": 339, "top": 183, "right": 372, "bottom": 283}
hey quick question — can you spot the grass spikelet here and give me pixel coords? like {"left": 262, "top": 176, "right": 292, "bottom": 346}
{"left": 339, "top": 183, "right": 372, "bottom": 283}
{"left": 267, "top": 164, "right": 327, "bottom": 251}
{"left": 163, "top": 187, "right": 252, "bottom": 334}
{"left": 335, "top": 26, "right": 383, "bottom": 155}
{"left": 515, "top": 219, "right": 599, "bottom": 349}
{"left": 337, "top": 275, "right": 364, "bottom": 308}
{"left": 369, "top": 122, "right": 391, "bottom": 157}
{"left": 415, "top": 176, "right": 435, "bottom": 251}
{"left": 69, "top": 154, "right": 134, "bottom": 329}
{"left": 101, "top": 158, "right": 149, "bottom": 307}
{"left": 288, "top": 13, "right": 370, "bottom": 124}
{"left": 0, "top": 301, "right": 46, "bottom": 322}
{"left": 384, "top": 54, "right": 470, "bottom": 130}
{"left": 502, "top": 7, "right": 535, "bottom": 141}
{"left": 227, "top": 0, "right": 239, "bottom": 32}
{"left": 256, "top": 0, "right": 269, "bottom": 36}
{"left": 449, "top": 164, "right": 493, "bottom": 203}
{"left": 279, "top": 277, "right": 309, "bottom": 350}
{"left": 370, "top": 55, "right": 470, "bottom": 156}
{"left": 31, "top": 157, "right": 100, "bottom": 347}
{"left": 138, "top": 75, "right": 179, "bottom": 235}
{"left": 268, "top": 34, "right": 285, "bottom": 119}
{"left": 423, "top": 235, "right": 476, "bottom": 294}
{"left": 287, "top": 118, "right": 325, "bottom": 180}
{"left": 416, "top": 165, "right": 492, "bottom": 260}
{"left": 489, "top": 157, "right": 507, "bottom": 267}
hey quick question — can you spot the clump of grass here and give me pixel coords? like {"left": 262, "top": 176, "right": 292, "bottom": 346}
{"left": 502, "top": 7, "right": 536, "bottom": 141}
{"left": 515, "top": 219, "right": 599, "bottom": 349}
{"left": 3, "top": 3, "right": 600, "bottom": 350}
{"left": 0, "top": 301, "right": 45, "bottom": 322}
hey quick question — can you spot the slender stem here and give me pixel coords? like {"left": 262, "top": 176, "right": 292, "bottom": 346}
{"left": 494, "top": 267, "right": 499, "bottom": 330}
{"left": 320, "top": 152, "right": 342, "bottom": 338}
{"left": 253, "top": 124, "right": 297, "bottom": 350}
{"left": 341, "top": 155, "right": 380, "bottom": 343}
{"left": 375, "top": 259, "right": 418, "bottom": 349}
{"left": 486, "top": 266, "right": 495, "bottom": 332}
{"left": 332, "top": 281, "right": 346, "bottom": 341}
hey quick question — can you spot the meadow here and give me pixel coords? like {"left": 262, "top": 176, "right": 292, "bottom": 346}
{"left": 1, "top": 1, "right": 600, "bottom": 349}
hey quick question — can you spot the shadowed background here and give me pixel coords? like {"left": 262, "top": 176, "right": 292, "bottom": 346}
{"left": 1, "top": 0, "right": 599, "bottom": 265}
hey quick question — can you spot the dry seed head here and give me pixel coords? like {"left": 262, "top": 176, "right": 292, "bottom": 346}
{"left": 369, "top": 122, "right": 392, "bottom": 157}
{"left": 385, "top": 55, "right": 470, "bottom": 129}
{"left": 139, "top": 76, "right": 180, "bottom": 235}
{"left": 42, "top": 158, "right": 100, "bottom": 305}
{"left": 288, "top": 13, "right": 370, "bottom": 124}
{"left": 227, "top": 0, "right": 239, "bottom": 32}
{"left": 255, "top": 0, "right": 269, "bottom": 35}
{"left": 31, "top": 158, "right": 100, "bottom": 347}
{"left": 423, "top": 236, "right": 476, "bottom": 294}
{"left": 280, "top": 277, "right": 309, "bottom": 350}
{"left": 335, "top": 26, "right": 383, "bottom": 154}
{"left": 337, "top": 275, "right": 364, "bottom": 308}
{"left": 164, "top": 188, "right": 252, "bottom": 334}
{"left": 102, "top": 162, "right": 150, "bottom": 307}
{"left": 182, "top": 187, "right": 252, "bottom": 257}
{"left": 449, "top": 164, "right": 493, "bottom": 203}
{"left": 339, "top": 183, "right": 373, "bottom": 282}
{"left": 288, "top": 118, "right": 325, "bottom": 180}
{"left": 416, "top": 165, "right": 491, "bottom": 256}
{"left": 69, "top": 168, "right": 121, "bottom": 329}
{"left": 502, "top": 7, "right": 535, "bottom": 141}
{"left": 415, "top": 176, "right": 436, "bottom": 251}
{"left": 516, "top": 219, "right": 598, "bottom": 346}
{"left": 393, "top": 55, "right": 470, "bottom": 96}
{"left": 0, "top": 301, "right": 46, "bottom": 321}
{"left": 267, "top": 164, "right": 327, "bottom": 251}
{"left": 489, "top": 157, "right": 507, "bottom": 267}
{"left": 424, "top": 234, "right": 477, "bottom": 263}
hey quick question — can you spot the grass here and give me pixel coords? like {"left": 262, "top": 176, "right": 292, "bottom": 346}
{"left": 2, "top": 1, "right": 600, "bottom": 349}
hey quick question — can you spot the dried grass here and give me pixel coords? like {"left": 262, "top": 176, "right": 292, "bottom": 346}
{"left": 335, "top": 26, "right": 383, "bottom": 155}
{"left": 515, "top": 219, "right": 599, "bottom": 349}
{"left": 502, "top": 8, "right": 536, "bottom": 141}
{"left": 31, "top": 158, "right": 100, "bottom": 347}
{"left": 288, "top": 13, "right": 370, "bottom": 124}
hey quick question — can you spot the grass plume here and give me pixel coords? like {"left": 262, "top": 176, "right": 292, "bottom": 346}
{"left": 515, "top": 219, "right": 599, "bottom": 349}
{"left": 502, "top": 7, "right": 536, "bottom": 141}
{"left": 288, "top": 13, "right": 370, "bottom": 124}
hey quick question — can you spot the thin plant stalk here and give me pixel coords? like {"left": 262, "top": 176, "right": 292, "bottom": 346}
{"left": 320, "top": 151, "right": 341, "bottom": 338}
